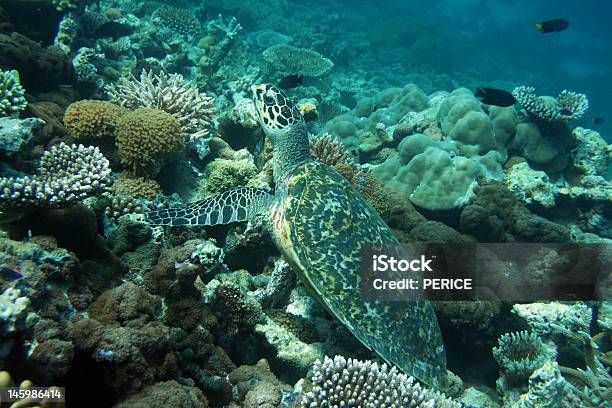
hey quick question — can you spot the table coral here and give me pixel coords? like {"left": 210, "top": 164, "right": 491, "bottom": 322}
{"left": 263, "top": 44, "right": 333, "bottom": 77}
{"left": 512, "top": 86, "right": 589, "bottom": 122}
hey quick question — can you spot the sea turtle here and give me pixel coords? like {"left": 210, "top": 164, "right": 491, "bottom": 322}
{"left": 143, "top": 84, "right": 448, "bottom": 388}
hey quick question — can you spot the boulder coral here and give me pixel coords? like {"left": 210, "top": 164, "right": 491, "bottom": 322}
{"left": 116, "top": 108, "right": 183, "bottom": 176}
{"left": 63, "top": 99, "right": 126, "bottom": 140}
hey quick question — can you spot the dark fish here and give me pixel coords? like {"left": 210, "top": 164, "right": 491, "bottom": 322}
{"left": 536, "top": 18, "right": 569, "bottom": 33}
{"left": 277, "top": 75, "right": 303, "bottom": 90}
{"left": 95, "top": 21, "right": 134, "bottom": 40}
{"left": 593, "top": 117, "right": 604, "bottom": 125}
{"left": 0, "top": 266, "right": 23, "bottom": 280}
{"left": 475, "top": 87, "right": 516, "bottom": 107}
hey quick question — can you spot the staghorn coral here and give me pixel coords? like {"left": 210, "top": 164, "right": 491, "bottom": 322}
{"left": 0, "top": 143, "right": 111, "bottom": 210}
{"left": 107, "top": 69, "right": 216, "bottom": 140}
{"left": 301, "top": 355, "right": 462, "bottom": 407}
{"left": 209, "top": 14, "right": 243, "bottom": 39}
{"left": 512, "top": 86, "right": 589, "bottom": 122}
{"left": 63, "top": 99, "right": 126, "bottom": 140}
{"left": 153, "top": 5, "right": 200, "bottom": 37}
{"left": 0, "top": 69, "right": 27, "bottom": 117}
{"left": 116, "top": 108, "right": 183, "bottom": 176}
{"left": 493, "top": 331, "right": 555, "bottom": 388}
{"left": 263, "top": 44, "right": 333, "bottom": 77}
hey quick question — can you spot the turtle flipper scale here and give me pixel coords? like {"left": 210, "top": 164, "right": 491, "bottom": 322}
{"left": 144, "top": 187, "right": 273, "bottom": 226}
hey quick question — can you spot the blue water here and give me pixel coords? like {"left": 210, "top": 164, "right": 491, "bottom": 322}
{"left": 283, "top": 0, "right": 611, "bottom": 140}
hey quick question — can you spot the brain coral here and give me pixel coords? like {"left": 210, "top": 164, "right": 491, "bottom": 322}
{"left": 64, "top": 100, "right": 126, "bottom": 139}
{"left": 116, "top": 108, "right": 183, "bottom": 176}
{"left": 263, "top": 44, "right": 333, "bottom": 77}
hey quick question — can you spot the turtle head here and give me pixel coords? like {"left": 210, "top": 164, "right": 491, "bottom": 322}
{"left": 251, "top": 84, "right": 304, "bottom": 141}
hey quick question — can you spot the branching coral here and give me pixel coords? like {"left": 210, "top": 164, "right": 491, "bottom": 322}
{"left": 0, "top": 143, "right": 111, "bottom": 210}
{"left": 153, "top": 6, "right": 200, "bottom": 37}
{"left": 493, "top": 331, "right": 555, "bottom": 387}
{"left": 106, "top": 69, "right": 216, "bottom": 140}
{"left": 512, "top": 86, "right": 589, "bottom": 122}
{"left": 116, "top": 108, "right": 183, "bottom": 176}
{"left": 0, "top": 69, "right": 27, "bottom": 117}
{"left": 263, "top": 44, "right": 334, "bottom": 77}
{"left": 209, "top": 14, "right": 243, "bottom": 39}
{"left": 301, "top": 356, "right": 462, "bottom": 407}
{"left": 64, "top": 100, "right": 126, "bottom": 139}
{"left": 105, "top": 195, "right": 150, "bottom": 224}
{"left": 513, "top": 302, "right": 611, "bottom": 407}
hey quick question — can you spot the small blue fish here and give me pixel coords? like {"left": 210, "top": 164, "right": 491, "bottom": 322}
{"left": 0, "top": 266, "right": 23, "bottom": 280}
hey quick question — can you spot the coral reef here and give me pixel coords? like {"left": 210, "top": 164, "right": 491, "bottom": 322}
{"left": 116, "top": 108, "right": 183, "bottom": 176}
{"left": 153, "top": 6, "right": 200, "bottom": 37}
{"left": 492, "top": 331, "right": 555, "bottom": 388}
{"left": 301, "top": 356, "right": 461, "bottom": 407}
{"left": 112, "top": 174, "right": 162, "bottom": 200}
{"left": 0, "top": 69, "right": 27, "bottom": 117}
{"left": 0, "top": 117, "right": 44, "bottom": 160}
{"left": 107, "top": 69, "right": 216, "bottom": 141}
{"left": 263, "top": 44, "right": 333, "bottom": 77}
{"left": 63, "top": 99, "right": 126, "bottom": 140}
{"left": 505, "top": 161, "right": 556, "bottom": 208}
{"left": 512, "top": 86, "right": 589, "bottom": 122}
{"left": 0, "top": 143, "right": 111, "bottom": 210}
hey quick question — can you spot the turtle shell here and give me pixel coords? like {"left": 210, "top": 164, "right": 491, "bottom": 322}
{"left": 271, "top": 160, "right": 447, "bottom": 388}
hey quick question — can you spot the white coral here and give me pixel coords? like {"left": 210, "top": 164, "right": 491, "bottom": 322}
{"left": 106, "top": 69, "right": 216, "bottom": 140}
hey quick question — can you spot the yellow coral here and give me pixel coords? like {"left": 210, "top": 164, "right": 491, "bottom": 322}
{"left": 63, "top": 100, "right": 126, "bottom": 139}
{"left": 335, "top": 163, "right": 392, "bottom": 218}
{"left": 112, "top": 173, "right": 161, "bottom": 200}
{"left": 116, "top": 108, "right": 183, "bottom": 176}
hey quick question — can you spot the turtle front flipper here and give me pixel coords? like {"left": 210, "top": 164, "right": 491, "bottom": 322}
{"left": 144, "top": 187, "right": 274, "bottom": 226}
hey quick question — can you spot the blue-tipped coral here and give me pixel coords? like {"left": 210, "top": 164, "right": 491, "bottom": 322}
{"left": 0, "top": 69, "right": 27, "bottom": 118}
{"left": 0, "top": 143, "right": 111, "bottom": 210}
{"left": 301, "top": 356, "right": 462, "bottom": 408}
{"left": 512, "top": 86, "right": 589, "bottom": 122}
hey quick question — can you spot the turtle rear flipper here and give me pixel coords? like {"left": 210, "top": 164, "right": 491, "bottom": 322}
{"left": 144, "top": 187, "right": 273, "bottom": 226}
